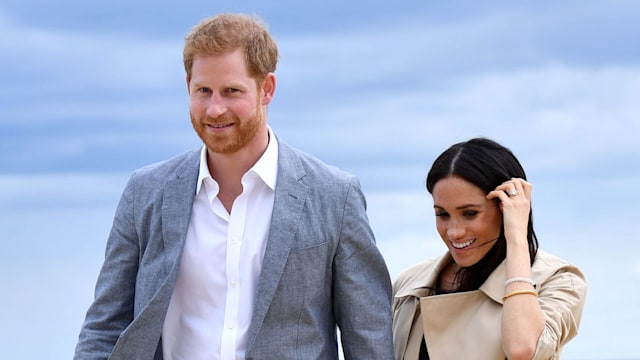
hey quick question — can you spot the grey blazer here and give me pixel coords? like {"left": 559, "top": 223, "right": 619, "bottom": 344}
{"left": 74, "top": 141, "right": 395, "bottom": 360}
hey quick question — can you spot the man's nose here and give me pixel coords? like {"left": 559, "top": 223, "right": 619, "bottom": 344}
{"left": 206, "top": 93, "right": 227, "bottom": 118}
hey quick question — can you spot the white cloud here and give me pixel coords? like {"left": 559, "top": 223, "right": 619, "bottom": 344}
{"left": 0, "top": 173, "right": 129, "bottom": 208}
{"left": 1, "top": 13, "right": 185, "bottom": 125}
{"left": 634, "top": 259, "right": 640, "bottom": 280}
{"left": 1, "top": 16, "right": 183, "bottom": 86}
{"left": 273, "top": 64, "right": 640, "bottom": 182}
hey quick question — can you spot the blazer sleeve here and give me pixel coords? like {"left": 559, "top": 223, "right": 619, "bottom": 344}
{"left": 74, "top": 174, "right": 140, "bottom": 360}
{"left": 332, "top": 177, "right": 395, "bottom": 360}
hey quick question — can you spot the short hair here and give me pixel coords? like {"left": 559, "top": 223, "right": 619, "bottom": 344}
{"left": 183, "top": 13, "right": 279, "bottom": 82}
{"left": 426, "top": 137, "right": 538, "bottom": 292}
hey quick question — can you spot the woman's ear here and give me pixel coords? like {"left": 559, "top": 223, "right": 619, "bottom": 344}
{"left": 491, "top": 197, "right": 504, "bottom": 213}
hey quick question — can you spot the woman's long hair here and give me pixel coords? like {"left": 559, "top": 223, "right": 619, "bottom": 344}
{"left": 426, "top": 138, "right": 538, "bottom": 292}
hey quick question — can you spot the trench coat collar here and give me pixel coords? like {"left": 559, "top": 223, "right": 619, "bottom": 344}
{"left": 394, "top": 252, "right": 507, "bottom": 304}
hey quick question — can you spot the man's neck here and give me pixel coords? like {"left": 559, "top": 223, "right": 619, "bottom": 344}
{"left": 206, "top": 130, "right": 269, "bottom": 212}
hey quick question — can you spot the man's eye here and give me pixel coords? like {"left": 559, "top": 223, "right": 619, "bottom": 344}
{"left": 198, "top": 87, "right": 211, "bottom": 93}
{"left": 225, "top": 88, "right": 240, "bottom": 93}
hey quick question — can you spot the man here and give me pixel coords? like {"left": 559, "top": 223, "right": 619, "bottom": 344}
{"left": 74, "top": 13, "right": 394, "bottom": 360}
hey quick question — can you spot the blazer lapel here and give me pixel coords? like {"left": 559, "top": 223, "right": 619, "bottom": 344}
{"left": 111, "top": 150, "right": 200, "bottom": 358}
{"left": 246, "top": 142, "right": 308, "bottom": 351}
{"left": 161, "top": 168, "right": 198, "bottom": 261}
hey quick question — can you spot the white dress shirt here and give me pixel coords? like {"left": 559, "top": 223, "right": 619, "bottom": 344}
{"left": 162, "top": 130, "right": 278, "bottom": 360}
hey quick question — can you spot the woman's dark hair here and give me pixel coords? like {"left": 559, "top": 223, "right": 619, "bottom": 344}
{"left": 426, "top": 137, "right": 538, "bottom": 293}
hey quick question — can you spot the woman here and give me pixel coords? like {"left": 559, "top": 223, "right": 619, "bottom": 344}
{"left": 392, "top": 138, "right": 586, "bottom": 360}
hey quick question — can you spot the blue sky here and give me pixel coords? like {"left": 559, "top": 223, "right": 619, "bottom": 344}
{"left": 1, "top": 1, "right": 639, "bottom": 359}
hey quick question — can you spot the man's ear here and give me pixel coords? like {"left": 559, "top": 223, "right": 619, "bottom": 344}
{"left": 261, "top": 73, "right": 276, "bottom": 105}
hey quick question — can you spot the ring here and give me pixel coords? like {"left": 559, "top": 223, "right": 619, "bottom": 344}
{"left": 508, "top": 189, "right": 518, "bottom": 197}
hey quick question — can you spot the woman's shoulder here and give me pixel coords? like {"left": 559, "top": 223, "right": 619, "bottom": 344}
{"left": 533, "top": 249, "right": 587, "bottom": 287}
{"left": 533, "top": 249, "right": 581, "bottom": 271}
{"left": 393, "top": 253, "right": 449, "bottom": 295}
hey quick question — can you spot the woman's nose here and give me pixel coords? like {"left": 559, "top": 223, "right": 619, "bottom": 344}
{"left": 446, "top": 221, "right": 465, "bottom": 240}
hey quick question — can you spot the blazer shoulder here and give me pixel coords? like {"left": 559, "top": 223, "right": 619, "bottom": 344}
{"left": 278, "top": 141, "right": 356, "bottom": 185}
{"left": 130, "top": 149, "right": 200, "bottom": 181}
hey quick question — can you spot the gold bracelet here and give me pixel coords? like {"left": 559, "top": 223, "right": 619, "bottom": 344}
{"left": 502, "top": 290, "right": 538, "bottom": 302}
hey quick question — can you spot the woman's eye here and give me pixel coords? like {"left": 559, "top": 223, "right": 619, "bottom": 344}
{"left": 463, "top": 211, "right": 478, "bottom": 217}
{"left": 435, "top": 212, "right": 449, "bottom": 218}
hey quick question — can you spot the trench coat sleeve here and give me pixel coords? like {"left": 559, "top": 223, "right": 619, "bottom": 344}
{"left": 531, "top": 255, "right": 587, "bottom": 359}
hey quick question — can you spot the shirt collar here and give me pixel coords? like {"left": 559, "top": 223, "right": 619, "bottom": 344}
{"left": 195, "top": 126, "right": 279, "bottom": 194}
{"left": 251, "top": 126, "right": 278, "bottom": 191}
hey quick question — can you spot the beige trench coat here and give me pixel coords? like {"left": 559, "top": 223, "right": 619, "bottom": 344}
{"left": 392, "top": 250, "right": 586, "bottom": 360}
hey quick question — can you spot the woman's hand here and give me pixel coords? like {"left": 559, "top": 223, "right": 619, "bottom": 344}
{"left": 486, "top": 178, "right": 532, "bottom": 244}
{"left": 490, "top": 178, "right": 543, "bottom": 359}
